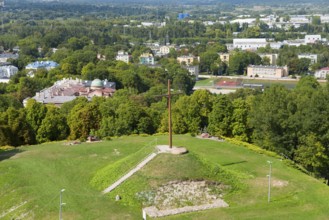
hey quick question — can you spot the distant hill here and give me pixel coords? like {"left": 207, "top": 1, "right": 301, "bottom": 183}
{"left": 6, "top": 0, "right": 326, "bottom": 5}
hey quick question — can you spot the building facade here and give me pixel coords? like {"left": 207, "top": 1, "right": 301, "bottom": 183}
{"left": 0, "top": 53, "right": 19, "bottom": 63}
{"left": 315, "top": 67, "right": 329, "bottom": 79}
{"left": 298, "top": 54, "right": 318, "bottom": 64}
{"left": 233, "top": 38, "right": 267, "bottom": 51}
{"left": 305, "top": 35, "right": 321, "bottom": 44}
{"left": 26, "top": 61, "right": 59, "bottom": 70}
{"left": 219, "top": 53, "right": 230, "bottom": 64}
{"left": 0, "top": 65, "right": 18, "bottom": 83}
{"left": 139, "top": 53, "right": 155, "bottom": 65}
{"left": 177, "top": 55, "right": 200, "bottom": 65}
{"left": 24, "top": 78, "right": 116, "bottom": 107}
{"left": 116, "top": 51, "right": 131, "bottom": 64}
{"left": 247, "top": 65, "right": 289, "bottom": 78}
{"left": 183, "top": 65, "right": 199, "bottom": 80}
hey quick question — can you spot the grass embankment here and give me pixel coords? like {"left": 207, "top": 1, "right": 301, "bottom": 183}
{"left": 1, "top": 135, "right": 329, "bottom": 219}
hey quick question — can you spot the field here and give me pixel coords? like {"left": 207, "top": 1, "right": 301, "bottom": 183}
{"left": 1, "top": 135, "right": 329, "bottom": 219}
{"left": 195, "top": 76, "right": 327, "bottom": 89}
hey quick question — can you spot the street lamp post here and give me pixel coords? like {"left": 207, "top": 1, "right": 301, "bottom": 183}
{"left": 59, "top": 189, "right": 65, "bottom": 220}
{"left": 267, "top": 161, "right": 272, "bottom": 203}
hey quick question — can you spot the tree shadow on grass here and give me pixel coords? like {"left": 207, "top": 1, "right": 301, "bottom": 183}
{"left": 222, "top": 160, "right": 247, "bottom": 166}
{"left": 0, "top": 149, "right": 23, "bottom": 162}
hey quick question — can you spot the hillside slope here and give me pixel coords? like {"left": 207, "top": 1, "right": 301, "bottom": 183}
{"left": 0, "top": 135, "right": 328, "bottom": 219}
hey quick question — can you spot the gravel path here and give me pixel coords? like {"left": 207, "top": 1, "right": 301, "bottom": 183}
{"left": 102, "top": 152, "right": 158, "bottom": 194}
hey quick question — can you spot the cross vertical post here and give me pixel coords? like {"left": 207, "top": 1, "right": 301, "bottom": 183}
{"left": 168, "top": 79, "right": 172, "bottom": 148}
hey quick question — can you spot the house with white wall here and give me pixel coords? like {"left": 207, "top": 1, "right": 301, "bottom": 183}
{"left": 305, "top": 35, "right": 321, "bottom": 44}
{"left": 233, "top": 38, "right": 267, "bottom": 51}
{"left": 315, "top": 67, "right": 329, "bottom": 79}
{"left": 116, "top": 51, "right": 131, "bottom": 64}
{"left": 298, "top": 54, "right": 318, "bottom": 64}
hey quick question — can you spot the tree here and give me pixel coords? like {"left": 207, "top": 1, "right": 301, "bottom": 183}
{"left": 249, "top": 85, "right": 295, "bottom": 155}
{"left": 312, "top": 16, "right": 321, "bottom": 26}
{"left": 208, "top": 95, "right": 233, "bottom": 137}
{"left": 67, "top": 102, "right": 102, "bottom": 140}
{"left": 288, "top": 58, "right": 310, "bottom": 75}
{"left": 231, "top": 98, "right": 251, "bottom": 142}
{"left": 229, "top": 51, "right": 261, "bottom": 75}
{"left": 25, "top": 99, "right": 48, "bottom": 134}
{"left": 295, "top": 134, "right": 328, "bottom": 179}
{"left": 2, "top": 107, "right": 36, "bottom": 146}
{"left": 199, "top": 51, "right": 219, "bottom": 73}
{"left": 37, "top": 105, "right": 69, "bottom": 143}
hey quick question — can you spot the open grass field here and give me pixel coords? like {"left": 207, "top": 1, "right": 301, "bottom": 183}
{"left": 195, "top": 78, "right": 215, "bottom": 87}
{"left": 1, "top": 135, "right": 329, "bottom": 219}
{"left": 195, "top": 76, "right": 327, "bottom": 89}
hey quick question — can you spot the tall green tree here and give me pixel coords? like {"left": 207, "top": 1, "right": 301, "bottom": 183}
{"left": 37, "top": 105, "right": 69, "bottom": 143}
{"left": 208, "top": 95, "right": 233, "bottom": 137}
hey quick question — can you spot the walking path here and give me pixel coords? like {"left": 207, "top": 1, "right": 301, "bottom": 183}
{"left": 102, "top": 145, "right": 187, "bottom": 194}
{"left": 102, "top": 152, "right": 158, "bottom": 194}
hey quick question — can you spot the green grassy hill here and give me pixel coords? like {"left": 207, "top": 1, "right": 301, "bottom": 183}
{"left": 1, "top": 135, "right": 329, "bottom": 219}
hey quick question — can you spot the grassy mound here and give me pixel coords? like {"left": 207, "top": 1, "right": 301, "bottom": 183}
{"left": 100, "top": 152, "right": 245, "bottom": 207}
{"left": 90, "top": 144, "right": 155, "bottom": 190}
{"left": 1, "top": 135, "right": 329, "bottom": 219}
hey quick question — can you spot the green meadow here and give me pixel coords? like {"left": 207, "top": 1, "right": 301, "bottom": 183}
{"left": 1, "top": 135, "right": 329, "bottom": 219}
{"left": 196, "top": 76, "right": 327, "bottom": 89}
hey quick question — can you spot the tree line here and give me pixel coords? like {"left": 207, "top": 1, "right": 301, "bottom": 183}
{"left": 1, "top": 76, "right": 329, "bottom": 184}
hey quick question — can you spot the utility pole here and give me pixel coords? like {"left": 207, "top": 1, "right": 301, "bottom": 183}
{"left": 267, "top": 161, "right": 272, "bottom": 203}
{"left": 168, "top": 79, "right": 172, "bottom": 148}
{"left": 59, "top": 189, "right": 65, "bottom": 220}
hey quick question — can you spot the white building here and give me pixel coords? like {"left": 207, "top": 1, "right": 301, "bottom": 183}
{"left": 320, "top": 15, "right": 329, "bottom": 23}
{"left": 230, "top": 18, "right": 256, "bottom": 27}
{"left": 290, "top": 15, "right": 310, "bottom": 24}
{"left": 25, "top": 61, "right": 59, "bottom": 70}
{"left": 183, "top": 65, "right": 199, "bottom": 80}
{"left": 315, "top": 67, "right": 329, "bottom": 79}
{"left": 0, "top": 65, "right": 19, "bottom": 81}
{"left": 283, "top": 39, "right": 305, "bottom": 47}
{"left": 0, "top": 53, "right": 19, "bottom": 63}
{"left": 298, "top": 54, "right": 318, "bottom": 64}
{"left": 233, "top": 38, "right": 267, "bottom": 51}
{"left": 305, "top": 35, "right": 321, "bottom": 44}
{"left": 269, "top": 42, "right": 283, "bottom": 50}
{"left": 247, "top": 65, "right": 289, "bottom": 78}
{"left": 116, "top": 50, "right": 131, "bottom": 64}
{"left": 159, "top": 45, "right": 174, "bottom": 56}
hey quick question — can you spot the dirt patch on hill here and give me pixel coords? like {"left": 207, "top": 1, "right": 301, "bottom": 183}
{"left": 141, "top": 180, "right": 229, "bottom": 217}
{"left": 138, "top": 181, "right": 228, "bottom": 217}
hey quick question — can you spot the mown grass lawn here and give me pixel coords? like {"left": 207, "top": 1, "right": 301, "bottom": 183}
{"left": 195, "top": 77, "right": 215, "bottom": 87}
{"left": 1, "top": 135, "right": 329, "bottom": 220}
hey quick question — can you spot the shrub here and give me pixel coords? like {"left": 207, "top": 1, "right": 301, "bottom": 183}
{"left": 224, "top": 137, "right": 280, "bottom": 159}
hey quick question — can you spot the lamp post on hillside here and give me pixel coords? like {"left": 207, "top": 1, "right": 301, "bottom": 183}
{"left": 59, "top": 189, "right": 66, "bottom": 220}
{"left": 267, "top": 161, "right": 272, "bottom": 203}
